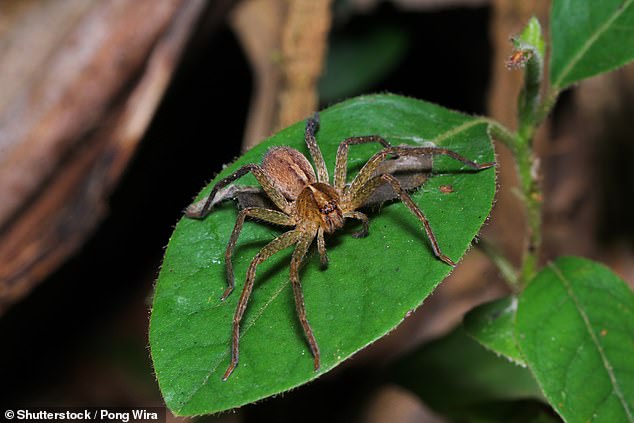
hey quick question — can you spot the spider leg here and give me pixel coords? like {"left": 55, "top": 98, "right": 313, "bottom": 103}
{"left": 186, "top": 164, "right": 292, "bottom": 218}
{"left": 290, "top": 228, "right": 321, "bottom": 372}
{"left": 317, "top": 227, "right": 328, "bottom": 268}
{"left": 305, "top": 113, "right": 330, "bottom": 184}
{"left": 223, "top": 229, "right": 303, "bottom": 381}
{"left": 346, "top": 173, "right": 456, "bottom": 267}
{"left": 334, "top": 136, "right": 391, "bottom": 190}
{"left": 343, "top": 211, "right": 369, "bottom": 238}
{"left": 347, "top": 146, "right": 495, "bottom": 200}
{"left": 223, "top": 207, "right": 296, "bottom": 300}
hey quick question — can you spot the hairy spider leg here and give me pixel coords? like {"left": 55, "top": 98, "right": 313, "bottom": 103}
{"left": 188, "top": 164, "right": 292, "bottom": 218}
{"left": 347, "top": 146, "right": 495, "bottom": 198}
{"left": 343, "top": 147, "right": 493, "bottom": 267}
{"left": 343, "top": 211, "right": 369, "bottom": 238}
{"left": 334, "top": 135, "right": 391, "bottom": 190}
{"left": 316, "top": 227, "right": 328, "bottom": 267}
{"left": 350, "top": 173, "right": 457, "bottom": 266}
{"left": 223, "top": 207, "right": 296, "bottom": 300}
{"left": 305, "top": 113, "right": 329, "bottom": 184}
{"left": 290, "top": 227, "right": 321, "bottom": 372}
{"left": 223, "top": 229, "right": 303, "bottom": 381}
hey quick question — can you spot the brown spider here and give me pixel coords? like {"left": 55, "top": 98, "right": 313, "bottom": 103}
{"left": 186, "top": 113, "right": 494, "bottom": 380}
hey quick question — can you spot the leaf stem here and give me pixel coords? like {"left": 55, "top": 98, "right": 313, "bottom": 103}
{"left": 443, "top": 18, "right": 558, "bottom": 289}
{"left": 496, "top": 17, "right": 550, "bottom": 286}
{"left": 536, "top": 88, "right": 559, "bottom": 126}
{"left": 477, "top": 238, "right": 520, "bottom": 289}
{"left": 485, "top": 120, "right": 516, "bottom": 151}
{"left": 515, "top": 140, "right": 541, "bottom": 284}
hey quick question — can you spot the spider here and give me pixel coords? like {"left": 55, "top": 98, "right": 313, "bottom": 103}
{"left": 186, "top": 113, "right": 494, "bottom": 380}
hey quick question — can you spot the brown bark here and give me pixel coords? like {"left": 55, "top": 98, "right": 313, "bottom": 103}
{"left": 231, "top": 0, "right": 333, "bottom": 151}
{"left": 0, "top": 0, "right": 207, "bottom": 314}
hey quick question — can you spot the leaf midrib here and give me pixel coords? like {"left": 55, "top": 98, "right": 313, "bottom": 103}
{"left": 553, "top": 0, "right": 634, "bottom": 89}
{"left": 549, "top": 262, "right": 634, "bottom": 422}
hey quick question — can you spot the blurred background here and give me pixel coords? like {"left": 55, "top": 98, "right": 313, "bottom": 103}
{"left": 1, "top": 0, "right": 633, "bottom": 422}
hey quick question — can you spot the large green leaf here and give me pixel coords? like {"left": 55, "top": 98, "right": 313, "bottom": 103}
{"left": 149, "top": 94, "right": 496, "bottom": 415}
{"left": 550, "top": 0, "right": 634, "bottom": 90}
{"left": 393, "top": 327, "right": 543, "bottom": 419}
{"left": 516, "top": 256, "right": 634, "bottom": 423}
{"left": 464, "top": 296, "right": 525, "bottom": 366}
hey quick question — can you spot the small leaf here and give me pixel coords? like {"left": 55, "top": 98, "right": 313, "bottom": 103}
{"left": 517, "top": 16, "right": 546, "bottom": 59}
{"left": 393, "top": 327, "right": 543, "bottom": 416}
{"left": 464, "top": 296, "right": 525, "bottom": 366}
{"left": 516, "top": 256, "right": 634, "bottom": 423}
{"left": 149, "top": 94, "right": 496, "bottom": 415}
{"left": 550, "top": 0, "right": 634, "bottom": 90}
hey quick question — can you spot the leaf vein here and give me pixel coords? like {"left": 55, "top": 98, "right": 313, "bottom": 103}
{"left": 549, "top": 262, "right": 634, "bottom": 422}
{"left": 177, "top": 278, "right": 292, "bottom": 413}
{"left": 553, "top": 0, "right": 634, "bottom": 89}
{"left": 433, "top": 119, "right": 488, "bottom": 144}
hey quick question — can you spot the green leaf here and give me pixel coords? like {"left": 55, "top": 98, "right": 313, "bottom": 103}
{"left": 393, "top": 327, "right": 543, "bottom": 417}
{"left": 516, "top": 17, "right": 546, "bottom": 59}
{"left": 318, "top": 26, "right": 409, "bottom": 103}
{"left": 516, "top": 256, "right": 634, "bottom": 423}
{"left": 149, "top": 94, "right": 496, "bottom": 415}
{"left": 550, "top": 0, "right": 634, "bottom": 90}
{"left": 464, "top": 296, "right": 525, "bottom": 366}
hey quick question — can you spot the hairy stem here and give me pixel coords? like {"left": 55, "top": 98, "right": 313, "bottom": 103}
{"left": 493, "top": 17, "right": 552, "bottom": 286}
{"left": 515, "top": 140, "right": 541, "bottom": 284}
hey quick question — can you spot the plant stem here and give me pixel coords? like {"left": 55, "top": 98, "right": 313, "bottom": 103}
{"left": 505, "top": 17, "right": 550, "bottom": 286}
{"left": 477, "top": 238, "right": 520, "bottom": 289}
{"left": 515, "top": 140, "right": 541, "bottom": 284}
{"left": 485, "top": 119, "right": 516, "bottom": 151}
{"left": 485, "top": 19, "right": 563, "bottom": 288}
{"left": 488, "top": 121, "right": 542, "bottom": 286}
{"left": 536, "top": 89, "right": 559, "bottom": 125}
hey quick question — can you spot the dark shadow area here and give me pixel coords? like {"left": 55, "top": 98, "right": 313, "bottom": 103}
{"left": 0, "top": 18, "right": 251, "bottom": 404}
{"left": 242, "top": 364, "right": 383, "bottom": 423}
{"left": 323, "top": 3, "right": 491, "bottom": 115}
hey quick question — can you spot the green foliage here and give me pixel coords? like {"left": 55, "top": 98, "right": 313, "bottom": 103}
{"left": 149, "top": 94, "right": 496, "bottom": 415}
{"left": 514, "top": 17, "right": 545, "bottom": 140}
{"left": 464, "top": 296, "right": 525, "bottom": 366}
{"left": 550, "top": 0, "right": 634, "bottom": 90}
{"left": 516, "top": 257, "right": 634, "bottom": 423}
{"left": 393, "top": 327, "right": 544, "bottom": 421}
{"left": 152, "top": 1, "right": 634, "bottom": 416}
{"left": 515, "top": 17, "right": 545, "bottom": 59}
{"left": 318, "top": 26, "right": 409, "bottom": 102}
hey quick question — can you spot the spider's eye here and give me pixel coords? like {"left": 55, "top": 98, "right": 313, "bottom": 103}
{"left": 319, "top": 202, "right": 337, "bottom": 215}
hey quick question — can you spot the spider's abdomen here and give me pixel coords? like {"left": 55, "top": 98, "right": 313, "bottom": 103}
{"left": 262, "top": 147, "right": 316, "bottom": 200}
{"left": 297, "top": 183, "right": 345, "bottom": 234}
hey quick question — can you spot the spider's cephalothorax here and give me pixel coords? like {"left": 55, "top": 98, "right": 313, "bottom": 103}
{"left": 297, "top": 183, "right": 344, "bottom": 233}
{"left": 186, "top": 113, "right": 495, "bottom": 380}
